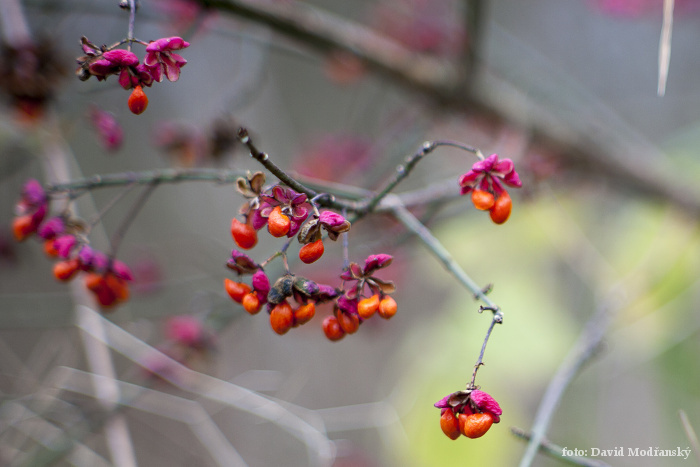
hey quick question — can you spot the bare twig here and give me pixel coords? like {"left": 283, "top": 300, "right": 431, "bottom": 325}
{"left": 45, "top": 138, "right": 477, "bottom": 221}
{"left": 389, "top": 199, "right": 503, "bottom": 388}
{"left": 358, "top": 140, "right": 479, "bottom": 217}
{"left": 46, "top": 168, "right": 247, "bottom": 193}
{"left": 469, "top": 311, "right": 502, "bottom": 388}
{"left": 126, "top": 0, "right": 136, "bottom": 50}
{"left": 237, "top": 128, "right": 359, "bottom": 213}
{"left": 389, "top": 199, "right": 498, "bottom": 310}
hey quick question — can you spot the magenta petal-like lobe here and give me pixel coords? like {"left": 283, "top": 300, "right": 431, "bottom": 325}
{"left": 162, "top": 55, "right": 182, "bottom": 82}
{"left": 148, "top": 64, "right": 163, "bottom": 82}
{"left": 169, "top": 52, "right": 187, "bottom": 66}
{"left": 319, "top": 211, "right": 345, "bottom": 227}
{"left": 336, "top": 295, "right": 358, "bottom": 314}
{"left": 252, "top": 269, "right": 270, "bottom": 296}
{"left": 103, "top": 49, "right": 139, "bottom": 66}
{"left": 147, "top": 37, "right": 189, "bottom": 52}
{"left": 270, "top": 185, "right": 288, "bottom": 203}
{"left": 54, "top": 235, "right": 76, "bottom": 258}
{"left": 291, "top": 192, "right": 308, "bottom": 205}
{"left": 30, "top": 204, "right": 47, "bottom": 227}
{"left": 165, "top": 63, "right": 181, "bottom": 82}
{"left": 111, "top": 260, "right": 134, "bottom": 280}
{"left": 364, "top": 254, "right": 393, "bottom": 273}
{"left": 458, "top": 171, "right": 479, "bottom": 187}
{"left": 144, "top": 52, "right": 159, "bottom": 67}
{"left": 288, "top": 217, "right": 304, "bottom": 237}
{"left": 22, "top": 179, "right": 46, "bottom": 206}
{"left": 470, "top": 390, "right": 502, "bottom": 423}
{"left": 314, "top": 283, "right": 339, "bottom": 302}
{"left": 503, "top": 170, "right": 522, "bottom": 188}
{"left": 250, "top": 209, "right": 268, "bottom": 230}
{"left": 38, "top": 217, "right": 65, "bottom": 239}
{"left": 493, "top": 158, "right": 514, "bottom": 175}
{"left": 292, "top": 204, "right": 309, "bottom": 221}
{"left": 472, "top": 154, "right": 498, "bottom": 172}
{"left": 118, "top": 68, "right": 132, "bottom": 89}
{"left": 434, "top": 395, "right": 450, "bottom": 409}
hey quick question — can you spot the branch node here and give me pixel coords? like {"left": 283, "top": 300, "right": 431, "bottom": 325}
{"left": 473, "top": 283, "right": 493, "bottom": 299}
{"left": 478, "top": 305, "right": 498, "bottom": 314}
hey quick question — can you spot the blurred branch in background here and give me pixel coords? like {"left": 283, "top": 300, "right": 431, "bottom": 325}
{"left": 679, "top": 410, "right": 700, "bottom": 465}
{"left": 2, "top": 304, "right": 335, "bottom": 466}
{"left": 511, "top": 427, "right": 611, "bottom": 467}
{"left": 517, "top": 296, "right": 616, "bottom": 467}
{"left": 657, "top": 0, "right": 674, "bottom": 96}
{"left": 42, "top": 116, "right": 137, "bottom": 467}
{"left": 74, "top": 305, "right": 335, "bottom": 465}
{"left": 198, "top": 0, "right": 700, "bottom": 218}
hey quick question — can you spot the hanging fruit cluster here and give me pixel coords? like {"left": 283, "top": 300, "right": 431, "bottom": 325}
{"left": 76, "top": 36, "right": 189, "bottom": 115}
{"left": 225, "top": 172, "right": 398, "bottom": 340}
{"left": 11, "top": 179, "right": 134, "bottom": 309}
{"left": 435, "top": 389, "right": 503, "bottom": 440}
{"left": 459, "top": 154, "right": 522, "bottom": 224}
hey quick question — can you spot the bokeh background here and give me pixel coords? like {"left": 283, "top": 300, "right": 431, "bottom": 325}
{"left": 2, "top": 0, "right": 700, "bottom": 466}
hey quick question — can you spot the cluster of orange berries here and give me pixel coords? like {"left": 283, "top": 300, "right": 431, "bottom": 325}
{"left": 231, "top": 175, "right": 350, "bottom": 265}
{"left": 226, "top": 176, "right": 397, "bottom": 340}
{"left": 225, "top": 273, "right": 322, "bottom": 335}
{"left": 224, "top": 255, "right": 398, "bottom": 341}
{"left": 76, "top": 36, "right": 189, "bottom": 115}
{"left": 322, "top": 293, "right": 397, "bottom": 341}
{"left": 12, "top": 179, "right": 133, "bottom": 309}
{"left": 470, "top": 189, "right": 512, "bottom": 225}
{"left": 440, "top": 409, "right": 496, "bottom": 440}
{"left": 459, "top": 154, "right": 522, "bottom": 224}
{"left": 224, "top": 248, "right": 341, "bottom": 336}
{"left": 435, "top": 389, "right": 502, "bottom": 440}
{"left": 321, "top": 253, "right": 398, "bottom": 341}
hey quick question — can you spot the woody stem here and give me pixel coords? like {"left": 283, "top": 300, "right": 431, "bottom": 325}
{"left": 127, "top": 0, "right": 136, "bottom": 50}
{"left": 469, "top": 310, "right": 503, "bottom": 388}
{"left": 358, "top": 140, "right": 480, "bottom": 217}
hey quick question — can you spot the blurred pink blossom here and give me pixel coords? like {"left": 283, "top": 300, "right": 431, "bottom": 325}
{"left": 166, "top": 315, "right": 208, "bottom": 347}
{"left": 370, "top": 0, "right": 465, "bottom": 57}
{"left": 295, "top": 134, "right": 374, "bottom": 182}
{"left": 89, "top": 107, "right": 123, "bottom": 151}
